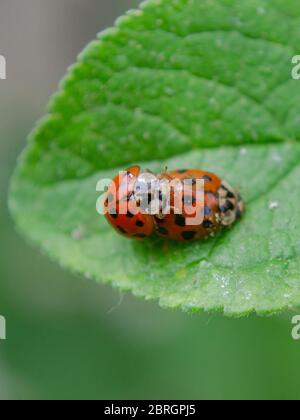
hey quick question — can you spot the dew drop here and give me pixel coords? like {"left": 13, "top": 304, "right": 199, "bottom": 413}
{"left": 240, "top": 147, "right": 248, "bottom": 156}
{"left": 268, "top": 201, "right": 279, "bottom": 210}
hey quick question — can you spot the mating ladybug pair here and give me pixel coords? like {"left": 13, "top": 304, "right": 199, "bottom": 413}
{"left": 104, "top": 166, "right": 244, "bottom": 242}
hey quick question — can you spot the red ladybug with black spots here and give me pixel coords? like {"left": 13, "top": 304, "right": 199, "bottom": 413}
{"left": 104, "top": 165, "right": 155, "bottom": 240}
{"left": 104, "top": 166, "right": 244, "bottom": 241}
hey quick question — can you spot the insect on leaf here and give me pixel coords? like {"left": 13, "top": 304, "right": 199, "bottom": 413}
{"left": 9, "top": 0, "right": 300, "bottom": 315}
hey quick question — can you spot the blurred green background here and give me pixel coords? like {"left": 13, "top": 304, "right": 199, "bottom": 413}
{"left": 1, "top": 0, "right": 300, "bottom": 400}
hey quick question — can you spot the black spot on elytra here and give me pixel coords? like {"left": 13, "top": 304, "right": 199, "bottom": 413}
{"left": 117, "top": 226, "right": 127, "bottom": 234}
{"left": 226, "top": 200, "right": 235, "bottom": 210}
{"left": 202, "top": 175, "right": 213, "bottom": 182}
{"left": 110, "top": 210, "right": 118, "bottom": 219}
{"left": 157, "top": 227, "right": 168, "bottom": 236}
{"left": 136, "top": 220, "right": 144, "bottom": 227}
{"left": 221, "top": 185, "right": 235, "bottom": 199}
{"left": 184, "top": 178, "right": 195, "bottom": 186}
{"left": 107, "top": 193, "right": 114, "bottom": 204}
{"left": 226, "top": 191, "right": 235, "bottom": 199}
{"left": 203, "top": 220, "right": 214, "bottom": 229}
{"left": 220, "top": 200, "right": 235, "bottom": 213}
{"left": 177, "top": 169, "right": 188, "bottom": 174}
{"left": 181, "top": 231, "right": 196, "bottom": 240}
{"left": 175, "top": 214, "right": 186, "bottom": 227}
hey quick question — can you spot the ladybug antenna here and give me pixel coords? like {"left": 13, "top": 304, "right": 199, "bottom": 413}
{"left": 143, "top": 168, "right": 155, "bottom": 175}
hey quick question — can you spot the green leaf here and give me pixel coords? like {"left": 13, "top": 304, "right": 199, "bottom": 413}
{"left": 9, "top": 0, "right": 300, "bottom": 316}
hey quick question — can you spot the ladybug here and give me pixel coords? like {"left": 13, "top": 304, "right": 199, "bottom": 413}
{"left": 104, "top": 166, "right": 244, "bottom": 241}
{"left": 155, "top": 169, "right": 244, "bottom": 241}
{"left": 104, "top": 166, "right": 155, "bottom": 240}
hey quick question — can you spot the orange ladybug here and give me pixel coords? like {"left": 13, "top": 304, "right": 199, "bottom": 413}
{"left": 104, "top": 166, "right": 155, "bottom": 240}
{"left": 104, "top": 166, "right": 244, "bottom": 241}
{"left": 155, "top": 169, "right": 244, "bottom": 241}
